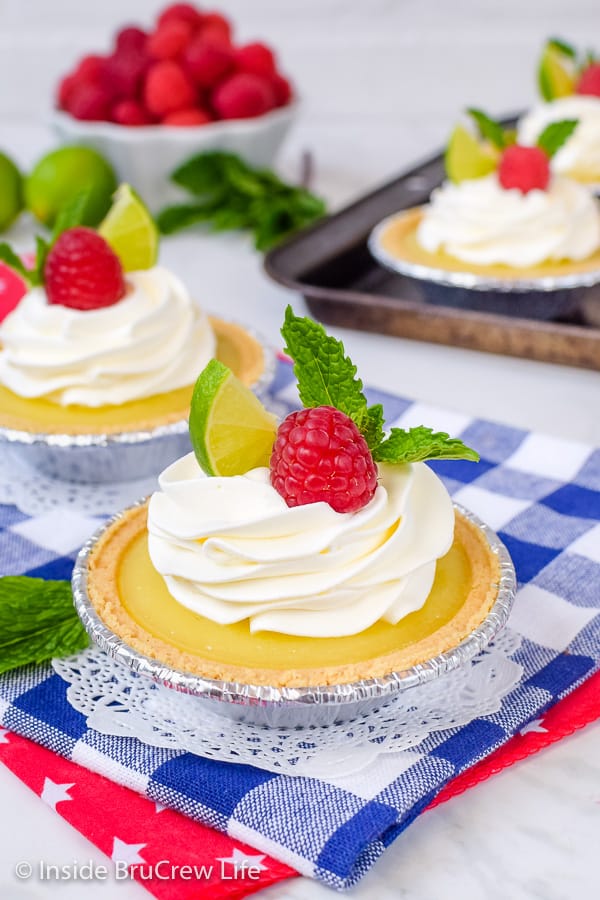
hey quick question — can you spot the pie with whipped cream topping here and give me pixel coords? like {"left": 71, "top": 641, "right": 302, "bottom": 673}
{"left": 0, "top": 234, "right": 267, "bottom": 435}
{"left": 78, "top": 309, "right": 507, "bottom": 691}
{"left": 85, "top": 467, "right": 500, "bottom": 687}
{"left": 372, "top": 109, "right": 600, "bottom": 283}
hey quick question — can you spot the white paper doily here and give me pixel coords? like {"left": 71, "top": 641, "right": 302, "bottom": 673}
{"left": 53, "top": 629, "right": 522, "bottom": 778}
{"left": 0, "top": 444, "right": 158, "bottom": 517}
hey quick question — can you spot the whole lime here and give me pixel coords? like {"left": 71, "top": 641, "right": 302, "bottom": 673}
{"left": 25, "top": 145, "right": 118, "bottom": 228}
{"left": 0, "top": 151, "right": 24, "bottom": 231}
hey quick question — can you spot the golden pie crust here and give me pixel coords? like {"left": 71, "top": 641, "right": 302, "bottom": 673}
{"left": 0, "top": 317, "right": 265, "bottom": 435}
{"left": 377, "top": 206, "right": 600, "bottom": 280}
{"left": 85, "top": 502, "right": 501, "bottom": 688}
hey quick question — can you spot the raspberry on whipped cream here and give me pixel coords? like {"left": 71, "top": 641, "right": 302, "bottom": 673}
{"left": 417, "top": 172, "right": 600, "bottom": 267}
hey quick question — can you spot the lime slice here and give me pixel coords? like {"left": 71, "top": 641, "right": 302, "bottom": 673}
{"left": 190, "top": 359, "right": 278, "bottom": 477}
{"left": 445, "top": 125, "right": 499, "bottom": 183}
{"left": 538, "top": 42, "right": 577, "bottom": 100}
{"left": 0, "top": 151, "right": 23, "bottom": 232}
{"left": 98, "top": 184, "right": 158, "bottom": 272}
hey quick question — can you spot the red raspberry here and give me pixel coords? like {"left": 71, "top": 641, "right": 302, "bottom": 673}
{"left": 270, "top": 406, "right": 378, "bottom": 514}
{"left": 212, "top": 72, "right": 276, "bottom": 120}
{"left": 75, "top": 54, "right": 106, "bottom": 84}
{"left": 157, "top": 3, "right": 202, "bottom": 29}
{"left": 144, "top": 60, "right": 197, "bottom": 117}
{"left": 102, "top": 51, "right": 148, "bottom": 100}
{"left": 44, "top": 228, "right": 127, "bottom": 311}
{"left": 235, "top": 43, "right": 276, "bottom": 77}
{"left": 112, "top": 99, "right": 154, "bottom": 125}
{"left": 148, "top": 21, "right": 194, "bottom": 60}
{"left": 66, "top": 82, "right": 113, "bottom": 121}
{"left": 577, "top": 62, "right": 600, "bottom": 96}
{"left": 270, "top": 73, "right": 293, "bottom": 107}
{"left": 57, "top": 74, "right": 78, "bottom": 109}
{"left": 115, "top": 26, "right": 148, "bottom": 55}
{"left": 183, "top": 36, "right": 234, "bottom": 87}
{"left": 163, "top": 107, "right": 212, "bottom": 125}
{"left": 498, "top": 145, "right": 550, "bottom": 193}
{"left": 199, "top": 12, "right": 232, "bottom": 44}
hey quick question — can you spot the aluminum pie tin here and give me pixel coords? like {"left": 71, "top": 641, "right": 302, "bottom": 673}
{"left": 0, "top": 323, "right": 276, "bottom": 484}
{"left": 369, "top": 212, "right": 600, "bottom": 320}
{"left": 72, "top": 501, "right": 517, "bottom": 728}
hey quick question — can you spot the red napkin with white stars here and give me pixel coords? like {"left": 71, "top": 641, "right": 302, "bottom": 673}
{"left": 1, "top": 669, "right": 598, "bottom": 899}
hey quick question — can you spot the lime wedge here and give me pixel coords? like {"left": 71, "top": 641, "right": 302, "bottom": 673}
{"left": 538, "top": 42, "right": 577, "bottom": 100}
{"left": 445, "top": 125, "right": 499, "bottom": 183}
{"left": 98, "top": 184, "right": 158, "bottom": 272}
{"left": 190, "top": 359, "right": 278, "bottom": 477}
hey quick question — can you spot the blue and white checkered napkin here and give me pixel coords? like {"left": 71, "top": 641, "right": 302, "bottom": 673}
{"left": 1, "top": 360, "right": 599, "bottom": 890}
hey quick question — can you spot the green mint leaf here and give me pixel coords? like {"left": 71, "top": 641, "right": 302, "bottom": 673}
{"left": 467, "top": 108, "right": 507, "bottom": 149}
{"left": 0, "top": 576, "right": 89, "bottom": 675}
{"left": 281, "top": 306, "right": 368, "bottom": 423}
{"left": 362, "top": 404, "right": 385, "bottom": 450}
{"left": 51, "top": 189, "right": 92, "bottom": 241}
{"left": 29, "top": 235, "right": 51, "bottom": 287}
{"left": 157, "top": 202, "right": 223, "bottom": 235}
{"left": 163, "top": 150, "right": 326, "bottom": 250}
{"left": 537, "top": 119, "right": 579, "bottom": 157}
{"left": 0, "top": 243, "right": 31, "bottom": 285}
{"left": 171, "top": 151, "right": 235, "bottom": 196}
{"left": 373, "top": 426, "right": 479, "bottom": 465}
{"left": 548, "top": 37, "right": 577, "bottom": 59}
{"left": 223, "top": 156, "right": 269, "bottom": 198}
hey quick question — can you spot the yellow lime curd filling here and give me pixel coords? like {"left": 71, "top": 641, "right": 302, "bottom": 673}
{"left": 0, "top": 382, "right": 194, "bottom": 431}
{"left": 0, "top": 319, "right": 264, "bottom": 434}
{"left": 117, "top": 529, "right": 474, "bottom": 671}
{"left": 379, "top": 207, "right": 600, "bottom": 278}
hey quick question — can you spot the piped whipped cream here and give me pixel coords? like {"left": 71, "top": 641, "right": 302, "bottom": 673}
{"left": 0, "top": 266, "right": 216, "bottom": 406}
{"left": 147, "top": 452, "right": 455, "bottom": 638}
{"left": 518, "top": 96, "right": 600, "bottom": 182}
{"left": 417, "top": 173, "right": 600, "bottom": 267}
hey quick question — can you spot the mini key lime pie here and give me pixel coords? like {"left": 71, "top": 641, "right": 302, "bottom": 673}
{"left": 0, "top": 186, "right": 271, "bottom": 482}
{"left": 518, "top": 38, "right": 600, "bottom": 188}
{"left": 75, "top": 309, "right": 515, "bottom": 726}
{"left": 370, "top": 109, "right": 600, "bottom": 319}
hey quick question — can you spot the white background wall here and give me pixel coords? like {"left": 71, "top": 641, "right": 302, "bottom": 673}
{"left": 1, "top": 0, "right": 598, "bottom": 206}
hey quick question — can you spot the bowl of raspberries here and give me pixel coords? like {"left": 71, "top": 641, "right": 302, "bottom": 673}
{"left": 53, "top": 3, "right": 297, "bottom": 209}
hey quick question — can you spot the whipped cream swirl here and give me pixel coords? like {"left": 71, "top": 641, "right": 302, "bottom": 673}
{"left": 147, "top": 453, "right": 455, "bottom": 638}
{"left": 518, "top": 96, "right": 600, "bottom": 182}
{"left": 417, "top": 173, "right": 600, "bottom": 267}
{"left": 0, "top": 267, "right": 216, "bottom": 406}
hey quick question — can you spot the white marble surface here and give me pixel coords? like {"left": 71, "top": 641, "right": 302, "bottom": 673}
{"left": 0, "top": 0, "right": 599, "bottom": 897}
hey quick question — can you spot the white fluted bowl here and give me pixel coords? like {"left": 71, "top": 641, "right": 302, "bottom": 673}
{"left": 52, "top": 103, "right": 298, "bottom": 212}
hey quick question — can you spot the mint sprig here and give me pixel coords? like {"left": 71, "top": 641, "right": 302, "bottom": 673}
{"left": 282, "top": 308, "right": 479, "bottom": 465}
{"left": 0, "top": 576, "right": 89, "bottom": 675}
{"left": 467, "top": 108, "right": 508, "bottom": 150}
{"left": 51, "top": 189, "right": 92, "bottom": 242}
{"left": 157, "top": 151, "right": 326, "bottom": 251}
{"left": 0, "top": 243, "right": 29, "bottom": 282}
{"left": 281, "top": 305, "right": 370, "bottom": 425}
{"left": 0, "top": 188, "right": 90, "bottom": 290}
{"left": 537, "top": 119, "right": 579, "bottom": 158}
{"left": 373, "top": 427, "right": 479, "bottom": 464}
